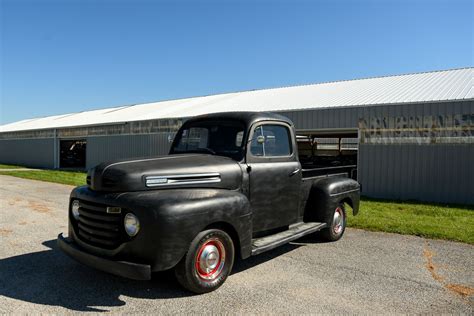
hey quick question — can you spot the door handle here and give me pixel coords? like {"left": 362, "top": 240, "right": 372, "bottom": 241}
{"left": 289, "top": 168, "right": 300, "bottom": 176}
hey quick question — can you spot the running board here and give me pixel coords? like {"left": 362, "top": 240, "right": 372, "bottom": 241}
{"left": 251, "top": 222, "right": 327, "bottom": 256}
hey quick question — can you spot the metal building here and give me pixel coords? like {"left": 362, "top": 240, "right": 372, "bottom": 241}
{"left": 1, "top": 68, "right": 473, "bottom": 204}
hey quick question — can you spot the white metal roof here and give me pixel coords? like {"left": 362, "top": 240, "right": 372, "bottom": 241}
{"left": 1, "top": 67, "right": 472, "bottom": 133}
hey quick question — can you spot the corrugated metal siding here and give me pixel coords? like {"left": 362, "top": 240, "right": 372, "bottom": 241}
{"left": 282, "top": 100, "right": 473, "bottom": 204}
{"left": 0, "top": 99, "right": 472, "bottom": 205}
{"left": 282, "top": 99, "right": 474, "bottom": 131}
{"left": 0, "top": 138, "right": 55, "bottom": 168}
{"left": 86, "top": 133, "right": 172, "bottom": 169}
{"left": 358, "top": 144, "right": 473, "bottom": 204}
{"left": 280, "top": 107, "right": 361, "bottom": 129}
{"left": 356, "top": 100, "right": 474, "bottom": 204}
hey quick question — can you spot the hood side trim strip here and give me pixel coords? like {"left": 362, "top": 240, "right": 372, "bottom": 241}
{"left": 145, "top": 173, "right": 221, "bottom": 187}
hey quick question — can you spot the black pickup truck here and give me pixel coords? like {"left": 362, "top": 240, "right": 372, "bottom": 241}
{"left": 58, "top": 112, "right": 360, "bottom": 293}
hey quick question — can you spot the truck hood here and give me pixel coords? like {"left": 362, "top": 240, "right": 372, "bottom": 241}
{"left": 87, "top": 154, "right": 243, "bottom": 192}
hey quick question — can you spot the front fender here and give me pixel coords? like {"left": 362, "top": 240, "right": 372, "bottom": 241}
{"left": 70, "top": 187, "right": 251, "bottom": 271}
{"left": 146, "top": 188, "right": 252, "bottom": 268}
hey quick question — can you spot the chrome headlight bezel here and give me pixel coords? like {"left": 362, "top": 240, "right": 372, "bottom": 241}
{"left": 71, "top": 200, "right": 80, "bottom": 220}
{"left": 124, "top": 213, "right": 140, "bottom": 237}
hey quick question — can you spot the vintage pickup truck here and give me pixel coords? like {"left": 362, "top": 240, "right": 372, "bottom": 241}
{"left": 58, "top": 111, "right": 360, "bottom": 293}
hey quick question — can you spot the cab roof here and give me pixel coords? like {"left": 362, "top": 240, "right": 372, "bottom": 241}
{"left": 184, "top": 111, "right": 293, "bottom": 127}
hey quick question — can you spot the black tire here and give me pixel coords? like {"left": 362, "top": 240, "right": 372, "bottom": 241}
{"left": 174, "top": 229, "right": 234, "bottom": 294}
{"left": 321, "top": 203, "right": 346, "bottom": 242}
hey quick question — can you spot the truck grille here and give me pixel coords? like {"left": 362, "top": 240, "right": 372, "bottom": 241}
{"left": 76, "top": 200, "right": 122, "bottom": 249}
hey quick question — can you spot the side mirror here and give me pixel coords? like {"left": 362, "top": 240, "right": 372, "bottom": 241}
{"left": 256, "top": 135, "right": 265, "bottom": 144}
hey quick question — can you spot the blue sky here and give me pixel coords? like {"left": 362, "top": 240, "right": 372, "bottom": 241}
{"left": 1, "top": 0, "right": 472, "bottom": 124}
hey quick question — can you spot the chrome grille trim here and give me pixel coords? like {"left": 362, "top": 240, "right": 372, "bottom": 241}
{"left": 76, "top": 200, "right": 122, "bottom": 249}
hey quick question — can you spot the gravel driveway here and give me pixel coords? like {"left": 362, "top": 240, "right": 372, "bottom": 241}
{"left": 0, "top": 175, "right": 472, "bottom": 313}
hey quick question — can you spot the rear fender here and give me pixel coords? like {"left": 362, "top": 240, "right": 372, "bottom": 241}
{"left": 304, "top": 177, "right": 360, "bottom": 225}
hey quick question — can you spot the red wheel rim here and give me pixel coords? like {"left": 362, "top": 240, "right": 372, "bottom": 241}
{"left": 195, "top": 238, "right": 226, "bottom": 281}
{"left": 333, "top": 207, "right": 344, "bottom": 235}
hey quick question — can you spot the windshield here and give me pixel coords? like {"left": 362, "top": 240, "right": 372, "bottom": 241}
{"left": 171, "top": 120, "right": 246, "bottom": 161}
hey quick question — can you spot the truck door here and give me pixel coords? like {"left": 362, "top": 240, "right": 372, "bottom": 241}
{"left": 246, "top": 122, "right": 302, "bottom": 233}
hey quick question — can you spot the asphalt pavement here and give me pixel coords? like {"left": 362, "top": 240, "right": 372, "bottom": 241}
{"left": 0, "top": 175, "right": 472, "bottom": 313}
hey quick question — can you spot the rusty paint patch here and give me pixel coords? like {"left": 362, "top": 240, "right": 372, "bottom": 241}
{"left": 18, "top": 221, "right": 27, "bottom": 225}
{"left": 423, "top": 242, "right": 473, "bottom": 299}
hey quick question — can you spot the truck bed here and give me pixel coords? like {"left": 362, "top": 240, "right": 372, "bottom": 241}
{"left": 301, "top": 164, "right": 357, "bottom": 180}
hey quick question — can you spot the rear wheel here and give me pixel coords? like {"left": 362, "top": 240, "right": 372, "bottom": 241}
{"left": 175, "top": 229, "right": 234, "bottom": 294}
{"left": 321, "top": 203, "right": 346, "bottom": 241}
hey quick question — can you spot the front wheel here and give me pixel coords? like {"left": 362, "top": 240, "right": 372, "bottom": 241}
{"left": 175, "top": 229, "right": 234, "bottom": 294}
{"left": 321, "top": 203, "right": 347, "bottom": 241}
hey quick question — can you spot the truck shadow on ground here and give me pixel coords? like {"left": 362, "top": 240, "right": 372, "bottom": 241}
{"left": 0, "top": 235, "right": 325, "bottom": 312}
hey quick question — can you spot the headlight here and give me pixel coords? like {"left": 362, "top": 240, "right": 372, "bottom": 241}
{"left": 124, "top": 213, "right": 140, "bottom": 237}
{"left": 71, "top": 200, "right": 80, "bottom": 220}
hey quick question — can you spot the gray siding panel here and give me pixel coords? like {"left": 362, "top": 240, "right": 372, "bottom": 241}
{"left": 0, "top": 138, "right": 55, "bottom": 168}
{"left": 282, "top": 101, "right": 473, "bottom": 204}
{"left": 359, "top": 143, "right": 473, "bottom": 204}
{"left": 357, "top": 100, "right": 474, "bottom": 204}
{"left": 280, "top": 107, "right": 360, "bottom": 130}
{"left": 86, "top": 133, "right": 171, "bottom": 169}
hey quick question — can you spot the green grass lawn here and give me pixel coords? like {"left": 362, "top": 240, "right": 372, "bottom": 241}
{"left": 0, "top": 163, "right": 23, "bottom": 169}
{"left": 0, "top": 168, "right": 86, "bottom": 186}
{"left": 347, "top": 198, "right": 474, "bottom": 244}
{"left": 0, "top": 166, "right": 472, "bottom": 244}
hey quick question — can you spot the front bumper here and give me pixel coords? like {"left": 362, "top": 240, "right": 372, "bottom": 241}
{"left": 57, "top": 233, "right": 151, "bottom": 281}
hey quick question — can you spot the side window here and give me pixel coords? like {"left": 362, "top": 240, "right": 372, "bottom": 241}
{"left": 235, "top": 131, "right": 244, "bottom": 147}
{"left": 250, "top": 126, "right": 264, "bottom": 156}
{"left": 250, "top": 124, "right": 292, "bottom": 157}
